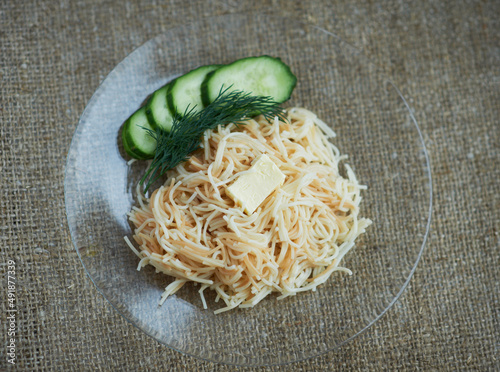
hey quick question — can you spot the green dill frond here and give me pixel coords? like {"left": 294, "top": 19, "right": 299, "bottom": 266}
{"left": 140, "top": 87, "right": 286, "bottom": 191}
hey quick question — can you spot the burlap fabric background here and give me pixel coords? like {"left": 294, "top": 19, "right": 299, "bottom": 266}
{"left": 1, "top": 0, "right": 498, "bottom": 370}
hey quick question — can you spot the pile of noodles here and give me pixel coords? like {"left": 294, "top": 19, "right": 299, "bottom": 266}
{"left": 125, "top": 108, "right": 371, "bottom": 313}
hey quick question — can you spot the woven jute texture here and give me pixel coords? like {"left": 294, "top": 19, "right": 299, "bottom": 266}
{"left": 1, "top": 0, "right": 498, "bottom": 370}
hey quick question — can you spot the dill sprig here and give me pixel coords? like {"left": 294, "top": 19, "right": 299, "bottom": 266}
{"left": 140, "top": 87, "right": 286, "bottom": 191}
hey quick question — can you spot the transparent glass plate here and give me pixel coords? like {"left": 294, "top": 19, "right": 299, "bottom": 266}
{"left": 65, "top": 13, "right": 432, "bottom": 366}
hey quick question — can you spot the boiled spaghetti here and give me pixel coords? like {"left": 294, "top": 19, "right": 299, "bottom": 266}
{"left": 125, "top": 108, "right": 371, "bottom": 313}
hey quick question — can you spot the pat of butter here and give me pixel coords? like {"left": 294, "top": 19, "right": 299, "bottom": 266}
{"left": 226, "top": 154, "right": 285, "bottom": 215}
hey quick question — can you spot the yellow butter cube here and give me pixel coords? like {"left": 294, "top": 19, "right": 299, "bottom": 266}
{"left": 226, "top": 154, "right": 286, "bottom": 215}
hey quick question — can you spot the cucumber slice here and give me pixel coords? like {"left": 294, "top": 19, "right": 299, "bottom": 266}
{"left": 168, "top": 64, "right": 220, "bottom": 116}
{"left": 122, "top": 127, "right": 149, "bottom": 160}
{"left": 201, "top": 56, "right": 296, "bottom": 106}
{"left": 122, "top": 107, "right": 156, "bottom": 159}
{"left": 145, "top": 84, "right": 174, "bottom": 131}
